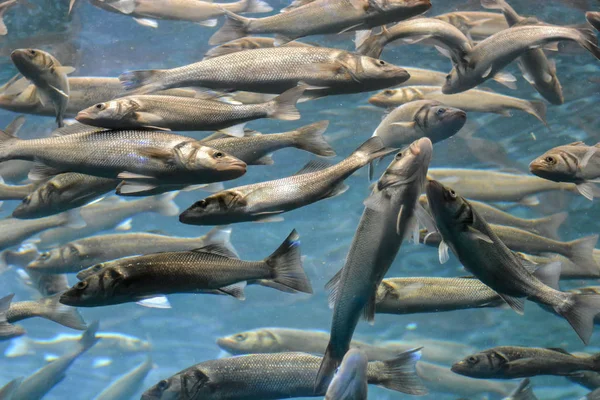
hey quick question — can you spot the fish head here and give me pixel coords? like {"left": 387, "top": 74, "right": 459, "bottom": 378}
{"left": 378, "top": 137, "right": 432, "bottom": 191}
{"left": 532, "top": 72, "right": 564, "bottom": 106}
{"left": 76, "top": 99, "right": 135, "bottom": 125}
{"left": 368, "top": 88, "right": 403, "bottom": 107}
{"left": 216, "top": 329, "right": 278, "bottom": 354}
{"left": 529, "top": 149, "right": 575, "bottom": 182}
{"left": 179, "top": 190, "right": 248, "bottom": 225}
{"left": 356, "top": 56, "right": 410, "bottom": 87}
{"left": 181, "top": 144, "right": 246, "bottom": 181}
{"left": 143, "top": 368, "right": 213, "bottom": 400}
{"left": 374, "top": 0, "right": 431, "bottom": 15}
{"left": 10, "top": 49, "right": 54, "bottom": 77}
{"left": 441, "top": 64, "right": 475, "bottom": 94}
{"left": 59, "top": 267, "right": 125, "bottom": 306}
{"left": 26, "top": 248, "right": 64, "bottom": 270}
{"left": 0, "top": 84, "right": 39, "bottom": 109}
{"left": 12, "top": 181, "right": 63, "bottom": 219}
{"left": 326, "top": 349, "right": 369, "bottom": 400}
{"left": 142, "top": 376, "right": 180, "bottom": 400}
{"left": 451, "top": 351, "right": 505, "bottom": 378}
{"left": 417, "top": 101, "right": 466, "bottom": 142}
{"left": 425, "top": 179, "right": 473, "bottom": 237}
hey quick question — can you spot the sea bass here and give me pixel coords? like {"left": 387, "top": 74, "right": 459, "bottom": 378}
{"left": 0, "top": 212, "right": 81, "bottom": 251}
{"left": 6, "top": 293, "right": 86, "bottom": 331}
{"left": 325, "top": 349, "right": 368, "bottom": 400}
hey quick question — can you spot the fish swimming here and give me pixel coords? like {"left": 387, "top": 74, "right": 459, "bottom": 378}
{"left": 6, "top": 293, "right": 87, "bottom": 331}
{"left": 93, "top": 355, "right": 154, "bottom": 400}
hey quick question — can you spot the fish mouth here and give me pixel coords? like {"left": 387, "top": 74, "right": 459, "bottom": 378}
{"left": 75, "top": 111, "right": 92, "bottom": 121}
{"left": 58, "top": 292, "right": 76, "bottom": 306}
{"left": 425, "top": 179, "right": 445, "bottom": 201}
{"left": 221, "top": 160, "right": 247, "bottom": 173}
{"left": 216, "top": 338, "right": 235, "bottom": 351}
{"left": 410, "top": 137, "right": 433, "bottom": 156}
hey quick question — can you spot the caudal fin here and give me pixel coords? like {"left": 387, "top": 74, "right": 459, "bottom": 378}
{"left": 292, "top": 120, "right": 336, "bottom": 157}
{"left": 556, "top": 293, "right": 600, "bottom": 345}
{"left": 567, "top": 235, "right": 599, "bottom": 275}
{"left": 315, "top": 343, "right": 343, "bottom": 394}
{"left": 526, "top": 100, "right": 548, "bottom": 126}
{"left": 265, "top": 229, "right": 312, "bottom": 294}
{"left": 0, "top": 128, "right": 19, "bottom": 162}
{"left": 576, "top": 27, "right": 600, "bottom": 60}
{"left": 267, "top": 86, "right": 304, "bottom": 121}
{"left": 480, "top": 0, "right": 510, "bottom": 11}
{"left": 532, "top": 212, "right": 568, "bottom": 240}
{"left": 148, "top": 192, "right": 180, "bottom": 216}
{"left": 372, "top": 348, "right": 428, "bottom": 395}
{"left": 241, "top": 0, "right": 273, "bottom": 13}
{"left": 355, "top": 30, "right": 385, "bottom": 59}
{"left": 119, "top": 69, "right": 169, "bottom": 94}
{"left": 352, "top": 137, "right": 397, "bottom": 166}
{"left": 0, "top": 294, "right": 25, "bottom": 339}
{"left": 209, "top": 11, "right": 250, "bottom": 45}
{"left": 508, "top": 378, "right": 538, "bottom": 400}
{"left": 37, "top": 293, "right": 87, "bottom": 330}
{"left": 203, "top": 226, "right": 239, "bottom": 258}
{"left": 78, "top": 320, "right": 100, "bottom": 354}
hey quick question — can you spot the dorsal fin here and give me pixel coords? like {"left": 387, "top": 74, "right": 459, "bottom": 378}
{"left": 545, "top": 347, "right": 571, "bottom": 355}
{"left": 293, "top": 159, "right": 332, "bottom": 175}
{"left": 192, "top": 243, "right": 239, "bottom": 258}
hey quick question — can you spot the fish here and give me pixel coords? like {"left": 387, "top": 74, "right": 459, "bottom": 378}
{"left": 434, "top": 11, "right": 509, "bottom": 39}
{"left": 504, "top": 378, "right": 538, "bottom": 400}
{"left": 0, "top": 377, "right": 22, "bottom": 400}
{"left": 10, "top": 321, "right": 99, "bottom": 400}
{"left": 75, "top": 85, "right": 306, "bottom": 134}
{"left": 35, "top": 194, "right": 180, "bottom": 248}
{"left": 0, "top": 160, "right": 34, "bottom": 184}
{"left": 355, "top": 18, "right": 472, "bottom": 63}
{"left": 9, "top": 49, "right": 74, "bottom": 127}
{"left": 27, "top": 226, "right": 237, "bottom": 275}
{"left": 316, "top": 138, "right": 432, "bottom": 390}
{"left": 427, "top": 168, "right": 576, "bottom": 205}
{"left": 443, "top": 23, "right": 600, "bottom": 94}
{"left": 141, "top": 351, "right": 427, "bottom": 399}
{"left": 179, "top": 137, "right": 395, "bottom": 225}
{"left": 399, "top": 67, "right": 447, "bottom": 86}
{"left": 93, "top": 355, "right": 154, "bottom": 400}
{"left": 89, "top": 0, "right": 272, "bottom": 28}
{"left": 481, "top": 0, "right": 564, "bottom": 105}
{"left": 0, "top": 0, "right": 18, "bottom": 36}
{"left": 119, "top": 47, "right": 411, "bottom": 98}
{"left": 325, "top": 349, "right": 368, "bottom": 400}
{"left": 6, "top": 293, "right": 87, "bottom": 331}
{"left": 0, "top": 294, "right": 25, "bottom": 341}
{"left": 530, "top": 141, "right": 600, "bottom": 200}
{"left": 372, "top": 100, "right": 466, "bottom": 148}
{"left": 203, "top": 37, "right": 314, "bottom": 60}
{"left": 368, "top": 86, "right": 546, "bottom": 125}
{"left": 200, "top": 121, "right": 335, "bottom": 165}
{"left": 60, "top": 230, "right": 312, "bottom": 307}
{"left": 425, "top": 179, "right": 600, "bottom": 344}
{"left": 0, "top": 178, "right": 37, "bottom": 201}
{"left": 0, "top": 212, "right": 83, "bottom": 251}
{"left": 587, "top": 12, "right": 600, "bottom": 32}
{"left": 21, "top": 268, "right": 70, "bottom": 297}
{"left": 12, "top": 173, "right": 119, "bottom": 220}
{"left": 452, "top": 346, "right": 600, "bottom": 379}
{"left": 209, "top": 0, "right": 431, "bottom": 46}
{"left": 0, "top": 126, "right": 247, "bottom": 191}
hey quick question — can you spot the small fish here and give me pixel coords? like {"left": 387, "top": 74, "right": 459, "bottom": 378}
{"left": 10, "top": 49, "right": 74, "bottom": 127}
{"left": 203, "top": 37, "right": 314, "bottom": 60}
{"left": 201, "top": 121, "right": 336, "bottom": 165}
{"left": 12, "top": 173, "right": 119, "bottom": 220}
{"left": 10, "top": 322, "right": 99, "bottom": 400}
{"left": 317, "top": 138, "right": 432, "bottom": 390}
{"left": 425, "top": 179, "right": 600, "bottom": 344}
{"left": 93, "top": 355, "right": 154, "bottom": 400}
{"left": 0, "top": 294, "right": 25, "bottom": 341}
{"left": 60, "top": 230, "right": 311, "bottom": 307}
{"left": 355, "top": 18, "right": 472, "bottom": 63}
{"left": 28, "top": 226, "right": 236, "bottom": 275}
{"left": 75, "top": 85, "right": 306, "bottom": 134}
{"left": 141, "top": 351, "right": 426, "bottom": 400}
{"left": 0, "top": 0, "right": 18, "bottom": 35}
{"left": 89, "top": 0, "right": 272, "bottom": 28}
{"left": 443, "top": 23, "right": 600, "bottom": 94}
{"left": 6, "top": 293, "right": 87, "bottom": 331}
{"left": 209, "top": 0, "right": 431, "bottom": 45}
{"left": 0, "top": 377, "right": 22, "bottom": 400}
{"left": 373, "top": 100, "right": 466, "bottom": 148}
{"left": 452, "top": 346, "right": 600, "bottom": 379}
{"left": 119, "top": 47, "right": 410, "bottom": 98}
{"left": 369, "top": 86, "right": 546, "bottom": 125}
{"left": 179, "top": 137, "right": 394, "bottom": 225}
{"left": 0, "top": 212, "right": 82, "bottom": 251}
{"left": 325, "top": 349, "right": 368, "bottom": 400}
{"left": 530, "top": 141, "right": 600, "bottom": 201}
{"left": 435, "top": 11, "right": 509, "bottom": 39}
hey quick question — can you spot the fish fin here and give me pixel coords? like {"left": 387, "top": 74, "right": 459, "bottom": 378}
{"left": 325, "top": 268, "right": 342, "bottom": 309}
{"left": 27, "top": 162, "right": 63, "bottom": 181}
{"left": 493, "top": 71, "right": 518, "bottom": 89}
{"left": 79, "top": 320, "right": 100, "bottom": 353}
{"left": 115, "top": 218, "right": 133, "bottom": 231}
{"left": 137, "top": 147, "right": 175, "bottom": 162}
{"left": 54, "top": 66, "right": 76, "bottom": 75}
{"left": 362, "top": 292, "right": 377, "bottom": 324}
{"left": 526, "top": 100, "right": 547, "bottom": 126}
{"left": 274, "top": 34, "right": 294, "bottom": 46}
{"left": 268, "top": 85, "right": 305, "bottom": 120}
{"left": 338, "top": 22, "right": 365, "bottom": 35}
{"left": 434, "top": 45, "right": 452, "bottom": 59}
{"left": 252, "top": 155, "right": 274, "bottom": 165}
{"left": 576, "top": 182, "right": 599, "bottom": 201}
{"left": 105, "top": 0, "right": 136, "bottom": 14}
{"left": 133, "top": 18, "right": 158, "bottom": 28}
{"left": 482, "top": 65, "right": 493, "bottom": 78}
{"left": 197, "top": 18, "right": 218, "bottom": 27}
{"left": 354, "top": 29, "right": 372, "bottom": 48}
{"left": 363, "top": 190, "right": 389, "bottom": 212}
{"left": 119, "top": 69, "right": 168, "bottom": 94}
{"left": 498, "top": 293, "right": 525, "bottom": 315}
{"left": 293, "top": 159, "right": 332, "bottom": 175}
{"left": 519, "top": 195, "right": 539, "bottom": 206}
{"left": 323, "top": 182, "right": 349, "bottom": 200}
{"left": 315, "top": 344, "right": 341, "bottom": 393}
{"left": 192, "top": 242, "right": 239, "bottom": 258}
{"left": 466, "top": 226, "right": 493, "bottom": 243}
{"left": 38, "top": 293, "right": 87, "bottom": 330}
{"left": 377, "top": 348, "right": 427, "bottom": 395}
{"left": 116, "top": 182, "right": 158, "bottom": 195}
{"left": 2, "top": 77, "right": 31, "bottom": 96}
{"left": 0, "top": 126, "right": 20, "bottom": 162}
{"left": 151, "top": 192, "right": 180, "bottom": 216}
{"left": 252, "top": 212, "right": 285, "bottom": 223}
{"left": 579, "top": 147, "right": 598, "bottom": 169}
{"left": 253, "top": 279, "right": 298, "bottom": 294}
{"left": 217, "top": 282, "right": 246, "bottom": 300}
{"left": 402, "top": 34, "right": 432, "bottom": 45}
{"left": 4, "top": 115, "right": 26, "bottom": 137}
{"left": 92, "top": 357, "right": 113, "bottom": 368}
{"left": 566, "top": 234, "right": 599, "bottom": 274}
{"left": 204, "top": 226, "right": 239, "bottom": 257}
{"left": 391, "top": 121, "right": 416, "bottom": 129}
{"left": 117, "top": 171, "right": 155, "bottom": 180}
{"left": 532, "top": 261, "right": 562, "bottom": 291}
{"left": 0, "top": 294, "right": 23, "bottom": 338}
{"left": 242, "top": 0, "right": 272, "bottom": 12}
{"left": 556, "top": 293, "right": 600, "bottom": 345}
{"left": 134, "top": 111, "right": 165, "bottom": 126}
{"left": 208, "top": 10, "right": 250, "bottom": 45}
{"left": 438, "top": 240, "right": 450, "bottom": 264}
{"left": 534, "top": 212, "right": 568, "bottom": 240}
{"left": 353, "top": 136, "right": 397, "bottom": 165}
{"left": 264, "top": 229, "right": 312, "bottom": 294}
{"left": 218, "top": 123, "right": 247, "bottom": 137}
{"left": 480, "top": 0, "right": 508, "bottom": 10}
{"left": 136, "top": 296, "right": 172, "bottom": 309}
{"left": 4, "top": 336, "right": 33, "bottom": 357}
{"left": 414, "top": 201, "right": 437, "bottom": 234}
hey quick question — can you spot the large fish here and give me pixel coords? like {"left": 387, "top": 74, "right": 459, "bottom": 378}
{"left": 316, "top": 138, "right": 432, "bottom": 390}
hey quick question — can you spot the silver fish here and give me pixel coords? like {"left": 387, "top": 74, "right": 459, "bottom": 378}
{"left": 119, "top": 47, "right": 410, "bottom": 98}
{"left": 28, "top": 226, "right": 236, "bottom": 275}
{"left": 179, "top": 137, "right": 394, "bottom": 225}
{"left": 209, "top": 0, "right": 431, "bottom": 45}
{"left": 435, "top": 11, "right": 509, "bottom": 39}
{"left": 75, "top": 86, "right": 305, "bottom": 134}
{"left": 316, "top": 138, "right": 432, "bottom": 390}
{"left": 481, "top": 0, "right": 564, "bottom": 105}
{"left": 0, "top": 179, "right": 37, "bottom": 201}
{"left": 10, "top": 49, "right": 74, "bottom": 127}
{"left": 6, "top": 293, "right": 86, "bottom": 331}
{"left": 0, "top": 0, "right": 18, "bottom": 35}
{"left": 325, "top": 349, "right": 368, "bottom": 400}
{"left": 141, "top": 351, "right": 426, "bottom": 399}
{"left": 443, "top": 23, "right": 600, "bottom": 94}
{"left": 373, "top": 100, "right": 466, "bottom": 148}
{"left": 201, "top": 121, "right": 335, "bottom": 165}
{"left": 93, "top": 355, "right": 154, "bottom": 400}
{"left": 369, "top": 86, "right": 546, "bottom": 125}
{"left": 520, "top": 252, "right": 600, "bottom": 280}
{"left": 203, "top": 37, "right": 314, "bottom": 60}
{"left": 426, "top": 179, "right": 600, "bottom": 344}
{"left": 504, "top": 378, "right": 538, "bottom": 400}
{"left": 0, "top": 294, "right": 25, "bottom": 341}
{"left": 0, "top": 212, "right": 81, "bottom": 251}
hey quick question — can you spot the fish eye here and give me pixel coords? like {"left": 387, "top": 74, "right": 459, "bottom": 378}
{"left": 545, "top": 156, "right": 556, "bottom": 164}
{"left": 22, "top": 196, "right": 31, "bottom": 205}
{"left": 384, "top": 89, "right": 394, "bottom": 95}
{"left": 446, "top": 74, "right": 451, "bottom": 81}
{"left": 95, "top": 103, "right": 106, "bottom": 110}
{"left": 39, "top": 252, "right": 50, "bottom": 260}
{"left": 214, "top": 151, "right": 224, "bottom": 159}
{"left": 29, "top": 49, "right": 36, "bottom": 56}
{"left": 395, "top": 152, "right": 403, "bottom": 159}
{"left": 448, "top": 189, "right": 457, "bottom": 199}
{"left": 157, "top": 380, "right": 169, "bottom": 390}
{"left": 195, "top": 200, "right": 208, "bottom": 209}
{"left": 234, "top": 333, "right": 246, "bottom": 341}
{"left": 436, "top": 108, "right": 446, "bottom": 116}
{"left": 467, "top": 356, "right": 478, "bottom": 364}
{"left": 74, "top": 281, "right": 88, "bottom": 290}
{"left": 378, "top": 60, "right": 386, "bottom": 65}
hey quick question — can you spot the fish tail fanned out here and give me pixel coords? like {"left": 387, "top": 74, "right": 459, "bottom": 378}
{"left": 315, "top": 343, "right": 342, "bottom": 394}
{"left": 526, "top": 100, "right": 548, "bottom": 126}
{"left": 149, "top": 192, "right": 180, "bottom": 216}
{"left": 265, "top": 229, "right": 313, "bottom": 294}
{"left": 119, "top": 69, "right": 169, "bottom": 94}
{"left": 355, "top": 31, "right": 385, "bottom": 59}
{"left": 39, "top": 293, "right": 87, "bottom": 330}
{"left": 0, "top": 294, "right": 25, "bottom": 339}
{"left": 267, "top": 85, "right": 304, "bottom": 121}
{"left": 292, "top": 120, "right": 336, "bottom": 157}
{"left": 575, "top": 27, "right": 600, "bottom": 60}
{"left": 480, "top": 0, "right": 510, "bottom": 12}
{"left": 567, "top": 234, "right": 599, "bottom": 275}
{"left": 533, "top": 211, "right": 568, "bottom": 240}
{"left": 353, "top": 137, "right": 397, "bottom": 166}
{"left": 374, "top": 348, "right": 428, "bottom": 395}
{"left": 0, "top": 128, "right": 20, "bottom": 162}
{"left": 204, "top": 226, "right": 239, "bottom": 257}
{"left": 209, "top": 11, "right": 250, "bottom": 46}
{"left": 241, "top": 0, "right": 273, "bottom": 13}
{"left": 78, "top": 320, "right": 100, "bottom": 354}
{"left": 556, "top": 293, "right": 600, "bottom": 345}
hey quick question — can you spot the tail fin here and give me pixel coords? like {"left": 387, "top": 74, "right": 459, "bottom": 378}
{"left": 242, "top": 0, "right": 272, "bottom": 13}
{"left": 0, "top": 128, "right": 19, "bottom": 162}
{"left": 4, "top": 336, "right": 33, "bottom": 357}
{"left": 37, "top": 293, "right": 87, "bottom": 330}
{"left": 209, "top": 11, "right": 250, "bottom": 45}
{"left": 576, "top": 27, "right": 600, "bottom": 60}
{"left": 532, "top": 212, "right": 567, "bottom": 240}
{"left": 0, "top": 377, "right": 23, "bottom": 399}
{"left": 0, "top": 294, "right": 25, "bottom": 339}
{"left": 203, "top": 226, "right": 239, "bottom": 258}
{"left": 556, "top": 293, "right": 600, "bottom": 345}
{"left": 4, "top": 115, "right": 25, "bottom": 136}
{"left": 526, "top": 100, "right": 548, "bottom": 126}
{"left": 0, "top": 0, "right": 15, "bottom": 35}
{"left": 508, "top": 378, "right": 537, "bottom": 400}
{"left": 292, "top": 120, "right": 336, "bottom": 157}
{"left": 352, "top": 137, "right": 397, "bottom": 166}
{"left": 315, "top": 343, "right": 342, "bottom": 393}
{"left": 567, "top": 235, "right": 599, "bottom": 274}
{"left": 356, "top": 30, "right": 386, "bottom": 59}
{"left": 78, "top": 320, "right": 100, "bottom": 354}
{"left": 149, "top": 192, "right": 180, "bottom": 216}
{"left": 480, "top": 0, "right": 509, "bottom": 11}
{"left": 267, "top": 86, "right": 304, "bottom": 120}
{"left": 119, "top": 69, "right": 169, "bottom": 95}
{"left": 371, "top": 348, "right": 428, "bottom": 395}
{"left": 264, "top": 229, "right": 312, "bottom": 294}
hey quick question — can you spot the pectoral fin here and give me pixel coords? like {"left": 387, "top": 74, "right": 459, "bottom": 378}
{"left": 466, "top": 226, "right": 493, "bottom": 243}
{"left": 48, "top": 85, "right": 69, "bottom": 99}
{"left": 438, "top": 240, "right": 450, "bottom": 264}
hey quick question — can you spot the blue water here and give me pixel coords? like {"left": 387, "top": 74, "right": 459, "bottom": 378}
{"left": 0, "top": 0, "right": 599, "bottom": 399}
